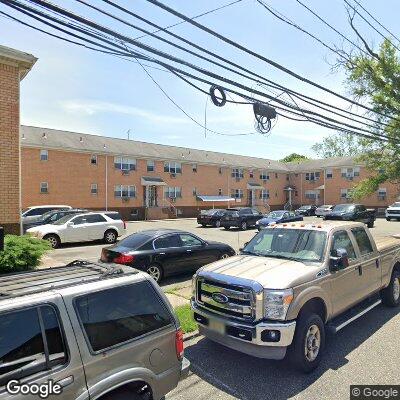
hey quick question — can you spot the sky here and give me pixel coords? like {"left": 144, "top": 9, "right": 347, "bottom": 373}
{"left": 0, "top": 0, "right": 398, "bottom": 160}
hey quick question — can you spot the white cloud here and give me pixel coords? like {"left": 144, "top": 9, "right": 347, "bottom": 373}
{"left": 60, "top": 99, "right": 191, "bottom": 125}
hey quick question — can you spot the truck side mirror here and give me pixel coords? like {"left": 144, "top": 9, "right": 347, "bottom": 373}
{"left": 239, "top": 242, "right": 249, "bottom": 252}
{"left": 329, "top": 248, "right": 349, "bottom": 272}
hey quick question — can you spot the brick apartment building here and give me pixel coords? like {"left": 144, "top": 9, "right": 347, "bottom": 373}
{"left": 0, "top": 45, "right": 36, "bottom": 234}
{"left": 20, "top": 125, "right": 398, "bottom": 221}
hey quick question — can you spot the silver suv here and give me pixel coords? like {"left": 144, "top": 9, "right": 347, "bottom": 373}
{"left": 0, "top": 260, "right": 189, "bottom": 399}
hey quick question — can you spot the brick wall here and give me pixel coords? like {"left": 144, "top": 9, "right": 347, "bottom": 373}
{"left": 0, "top": 63, "right": 20, "bottom": 234}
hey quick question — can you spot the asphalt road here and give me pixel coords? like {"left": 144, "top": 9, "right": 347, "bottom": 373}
{"left": 45, "top": 217, "right": 400, "bottom": 399}
{"left": 168, "top": 301, "right": 400, "bottom": 400}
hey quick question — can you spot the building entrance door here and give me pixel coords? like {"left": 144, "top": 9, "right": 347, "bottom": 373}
{"left": 144, "top": 185, "right": 158, "bottom": 207}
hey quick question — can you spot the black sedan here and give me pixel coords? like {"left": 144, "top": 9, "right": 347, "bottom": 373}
{"left": 197, "top": 209, "right": 226, "bottom": 227}
{"left": 23, "top": 208, "right": 87, "bottom": 233}
{"left": 256, "top": 210, "right": 303, "bottom": 230}
{"left": 295, "top": 205, "right": 317, "bottom": 216}
{"left": 100, "top": 229, "right": 235, "bottom": 283}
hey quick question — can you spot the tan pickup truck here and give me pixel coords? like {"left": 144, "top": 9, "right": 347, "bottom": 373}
{"left": 191, "top": 221, "right": 400, "bottom": 372}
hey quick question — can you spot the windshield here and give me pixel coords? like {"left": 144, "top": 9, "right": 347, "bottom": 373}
{"left": 37, "top": 210, "right": 55, "bottom": 221}
{"left": 201, "top": 209, "right": 219, "bottom": 215}
{"left": 53, "top": 214, "right": 76, "bottom": 225}
{"left": 243, "top": 228, "right": 327, "bottom": 262}
{"left": 267, "top": 211, "right": 285, "bottom": 219}
{"left": 390, "top": 202, "right": 400, "bottom": 207}
{"left": 298, "top": 206, "right": 309, "bottom": 210}
{"left": 333, "top": 204, "right": 354, "bottom": 212}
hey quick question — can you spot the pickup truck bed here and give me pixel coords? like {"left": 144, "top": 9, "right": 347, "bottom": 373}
{"left": 375, "top": 236, "right": 400, "bottom": 252}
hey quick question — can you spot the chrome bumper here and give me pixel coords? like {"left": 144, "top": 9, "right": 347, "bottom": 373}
{"left": 191, "top": 300, "right": 296, "bottom": 348}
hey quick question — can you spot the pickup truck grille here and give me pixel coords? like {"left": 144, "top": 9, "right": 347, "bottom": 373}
{"left": 196, "top": 279, "right": 255, "bottom": 321}
{"left": 388, "top": 210, "right": 400, "bottom": 215}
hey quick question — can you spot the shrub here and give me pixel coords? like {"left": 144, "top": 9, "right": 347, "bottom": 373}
{"left": 0, "top": 235, "right": 51, "bottom": 274}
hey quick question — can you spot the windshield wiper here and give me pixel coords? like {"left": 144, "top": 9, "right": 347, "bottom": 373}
{"left": 240, "top": 250, "right": 261, "bottom": 256}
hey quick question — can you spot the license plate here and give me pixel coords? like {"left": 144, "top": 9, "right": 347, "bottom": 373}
{"left": 209, "top": 319, "right": 225, "bottom": 335}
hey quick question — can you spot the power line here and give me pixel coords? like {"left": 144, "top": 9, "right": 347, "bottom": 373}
{"left": 143, "top": 0, "right": 398, "bottom": 121}
{"left": 344, "top": 0, "right": 400, "bottom": 52}
{"left": 294, "top": 0, "right": 370, "bottom": 57}
{"left": 3, "top": 0, "right": 396, "bottom": 143}
{"left": 134, "top": 0, "right": 245, "bottom": 40}
{"left": 350, "top": 0, "right": 400, "bottom": 44}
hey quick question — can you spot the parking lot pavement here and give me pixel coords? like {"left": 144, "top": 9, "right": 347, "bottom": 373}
{"left": 169, "top": 303, "right": 400, "bottom": 400}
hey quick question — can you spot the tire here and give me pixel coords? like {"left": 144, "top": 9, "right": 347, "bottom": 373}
{"left": 289, "top": 313, "right": 325, "bottom": 373}
{"left": 220, "top": 252, "right": 231, "bottom": 260}
{"left": 104, "top": 229, "right": 118, "bottom": 244}
{"left": 381, "top": 270, "right": 400, "bottom": 307}
{"left": 240, "top": 221, "right": 247, "bottom": 230}
{"left": 43, "top": 234, "right": 60, "bottom": 249}
{"left": 201, "top": 224, "right": 206, "bottom": 227}
{"left": 224, "top": 226, "right": 230, "bottom": 230}
{"left": 386, "top": 217, "right": 391, "bottom": 221}
{"left": 214, "top": 220, "right": 221, "bottom": 228}
{"left": 367, "top": 220, "right": 374, "bottom": 228}
{"left": 146, "top": 264, "right": 163, "bottom": 283}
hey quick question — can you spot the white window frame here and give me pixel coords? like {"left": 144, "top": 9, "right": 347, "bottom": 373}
{"left": 147, "top": 160, "right": 155, "bottom": 172}
{"left": 378, "top": 188, "right": 387, "bottom": 200}
{"left": 260, "top": 171, "right": 270, "bottom": 181}
{"left": 260, "top": 189, "right": 270, "bottom": 200}
{"left": 305, "top": 172, "right": 320, "bottom": 181}
{"left": 231, "top": 189, "right": 243, "bottom": 199}
{"left": 91, "top": 183, "right": 98, "bottom": 195}
{"left": 40, "top": 149, "right": 48, "bottom": 161}
{"left": 326, "top": 169, "right": 333, "bottom": 179}
{"left": 40, "top": 182, "right": 48, "bottom": 193}
{"left": 164, "top": 161, "right": 182, "bottom": 174}
{"left": 231, "top": 168, "right": 244, "bottom": 179}
{"left": 114, "top": 185, "right": 136, "bottom": 198}
{"left": 114, "top": 156, "right": 136, "bottom": 171}
{"left": 164, "top": 186, "right": 182, "bottom": 199}
{"left": 192, "top": 164, "right": 197, "bottom": 173}
{"left": 90, "top": 154, "right": 98, "bottom": 165}
{"left": 305, "top": 190, "right": 318, "bottom": 200}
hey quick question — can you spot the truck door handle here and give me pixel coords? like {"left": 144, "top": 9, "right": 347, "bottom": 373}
{"left": 376, "top": 259, "right": 380, "bottom": 268}
{"left": 358, "top": 265, "right": 363, "bottom": 276}
{"left": 186, "top": 249, "right": 192, "bottom": 252}
{"left": 158, "top": 252, "right": 166, "bottom": 255}
{"left": 56, "top": 375, "right": 74, "bottom": 388}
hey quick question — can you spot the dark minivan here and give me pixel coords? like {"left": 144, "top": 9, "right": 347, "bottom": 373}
{"left": 220, "top": 207, "right": 264, "bottom": 230}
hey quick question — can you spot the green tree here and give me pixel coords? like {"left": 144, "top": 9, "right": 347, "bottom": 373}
{"left": 280, "top": 153, "right": 309, "bottom": 163}
{"left": 311, "top": 132, "right": 364, "bottom": 158}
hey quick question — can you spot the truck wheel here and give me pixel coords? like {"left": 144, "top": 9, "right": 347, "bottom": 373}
{"left": 224, "top": 226, "right": 230, "bottom": 230}
{"left": 289, "top": 313, "right": 325, "bottom": 373}
{"left": 381, "top": 270, "right": 400, "bottom": 307}
{"left": 214, "top": 220, "right": 221, "bottom": 228}
{"left": 386, "top": 217, "right": 391, "bottom": 221}
{"left": 367, "top": 220, "right": 374, "bottom": 228}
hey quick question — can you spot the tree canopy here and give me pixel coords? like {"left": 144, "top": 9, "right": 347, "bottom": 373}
{"left": 280, "top": 153, "right": 309, "bottom": 163}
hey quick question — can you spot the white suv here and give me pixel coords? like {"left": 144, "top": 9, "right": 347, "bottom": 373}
{"left": 27, "top": 212, "right": 126, "bottom": 248}
{"left": 386, "top": 202, "right": 400, "bottom": 221}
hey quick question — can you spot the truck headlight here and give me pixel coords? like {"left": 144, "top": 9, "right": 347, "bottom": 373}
{"left": 264, "top": 289, "right": 294, "bottom": 320}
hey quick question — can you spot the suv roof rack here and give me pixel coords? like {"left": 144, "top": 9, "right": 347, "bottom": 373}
{"left": 0, "top": 260, "right": 138, "bottom": 300}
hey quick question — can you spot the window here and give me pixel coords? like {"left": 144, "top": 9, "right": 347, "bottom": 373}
{"left": 192, "top": 188, "right": 197, "bottom": 196}
{"left": 192, "top": 164, "right": 197, "bottom": 173}
{"left": 260, "top": 189, "right": 270, "bottom": 200}
{"left": 147, "top": 160, "right": 155, "bottom": 172}
{"left": 40, "top": 149, "right": 48, "bottom": 161}
{"left": 305, "top": 190, "right": 318, "bottom": 199}
{"left": 164, "top": 187, "right": 182, "bottom": 199}
{"left": 164, "top": 161, "right": 181, "bottom": 174}
{"left": 249, "top": 170, "right": 254, "bottom": 178}
{"left": 114, "top": 156, "right": 136, "bottom": 171}
{"left": 231, "top": 189, "right": 243, "bottom": 199}
{"left": 218, "top": 188, "right": 223, "bottom": 196}
{"left": 341, "top": 167, "right": 359, "bottom": 179}
{"left": 378, "top": 188, "right": 387, "bottom": 200}
{"left": 275, "top": 173, "right": 278, "bottom": 179}
{"left": 75, "top": 282, "right": 172, "bottom": 352}
{"left": 351, "top": 228, "right": 374, "bottom": 255}
{"left": 40, "top": 182, "right": 48, "bottom": 194}
{"left": 305, "top": 172, "right": 319, "bottom": 181}
{"left": 154, "top": 234, "right": 181, "bottom": 249}
{"left": 231, "top": 168, "right": 244, "bottom": 179}
{"left": 85, "top": 214, "right": 107, "bottom": 223}
{"left": 331, "top": 230, "right": 356, "bottom": 260}
{"left": 326, "top": 169, "right": 333, "bottom": 179}
{"left": 90, "top": 154, "right": 98, "bottom": 165}
{"left": 91, "top": 183, "right": 98, "bottom": 195}
{"left": 219, "top": 167, "right": 223, "bottom": 174}
{"left": 71, "top": 215, "right": 88, "bottom": 225}
{"left": 260, "top": 171, "right": 269, "bottom": 181}
{"left": 179, "top": 234, "right": 202, "bottom": 247}
{"left": 115, "top": 185, "right": 136, "bottom": 198}
{"left": 105, "top": 212, "right": 122, "bottom": 220}
{"left": 0, "top": 306, "right": 67, "bottom": 386}
{"left": 286, "top": 174, "right": 290, "bottom": 181}
{"left": 252, "top": 209, "right": 261, "bottom": 216}
{"left": 340, "top": 188, "right": 352, "bottom": 199}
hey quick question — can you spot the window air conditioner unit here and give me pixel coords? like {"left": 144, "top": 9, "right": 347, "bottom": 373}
{"left": 122, "top": 170, "right": 130, "bottom": 175}
{"left": 170, "top": 197, "right": 176, "bottom": 203}
{"left": 235, "top": 177, "right": 240, "bottom": 182}
{"left": 170, "top": 173, "right": 176, "bottom": 178}
{"left": 378, "top": 195, "right": 386, "bottom": 201}
{"left": 122, "top": 196, "right": 130, "bottom": 202}
{"left": 346, "top": 174, "right": 353, "bottom": 180}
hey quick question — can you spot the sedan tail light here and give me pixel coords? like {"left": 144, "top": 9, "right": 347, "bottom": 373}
{"left": 114, "top": 253, "right": 134, "bottom": 265}
{"left": 175, "top": 328, "right": 184, "bottom": 360}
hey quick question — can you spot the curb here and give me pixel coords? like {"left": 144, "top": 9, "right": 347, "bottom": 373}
{"left": 183, "top": 330, "right": 200, "bottom": 342}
